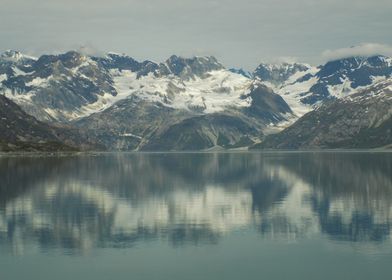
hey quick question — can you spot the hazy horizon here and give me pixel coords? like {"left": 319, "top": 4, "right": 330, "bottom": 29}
{"left": 1, "top": 0, "right": 392, "bottom": 69}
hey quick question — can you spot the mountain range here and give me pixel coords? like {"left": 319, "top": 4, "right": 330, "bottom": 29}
{"left": 1, "top": 49, "right": 391, "bottom": 151}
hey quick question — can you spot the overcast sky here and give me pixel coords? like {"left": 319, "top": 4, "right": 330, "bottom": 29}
{"left": 1, "top": 0, "right": 392, "bottom": 69}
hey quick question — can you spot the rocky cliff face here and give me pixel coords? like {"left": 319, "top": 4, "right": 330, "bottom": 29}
{"left": 253, "top": 62, "right": 310, "bottom": 86}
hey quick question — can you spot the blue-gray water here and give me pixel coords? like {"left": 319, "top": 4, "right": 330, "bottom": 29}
{"left": 1, "top": 152, "right": 392, "bottom": 279}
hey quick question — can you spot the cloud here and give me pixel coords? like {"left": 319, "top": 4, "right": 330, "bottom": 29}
{"left": 322, "top": 43, "right": 392, "bottom": 62}
{"left": 76, "top": 44, "right": 105, "bottom": 57}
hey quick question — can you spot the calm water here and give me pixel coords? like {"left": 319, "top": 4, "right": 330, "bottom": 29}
{"left": 1, "top": 152, "right": 392, "bottom": 279}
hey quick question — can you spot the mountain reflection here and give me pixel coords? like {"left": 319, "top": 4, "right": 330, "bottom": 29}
{"left": 0, "top": 152, "right": 392, "bottom": 254}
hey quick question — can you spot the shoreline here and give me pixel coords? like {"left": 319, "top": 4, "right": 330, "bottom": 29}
{"left": 1, "top": 148, "right": 392, "bottom": 157}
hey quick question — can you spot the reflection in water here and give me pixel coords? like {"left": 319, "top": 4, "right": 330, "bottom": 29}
{"left": 0, "top": 152, "right": 392, "bottom": 254}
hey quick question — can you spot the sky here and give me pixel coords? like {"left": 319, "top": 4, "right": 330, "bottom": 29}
{"left": 1, "top": 0, "right": 392, "bottom": 70}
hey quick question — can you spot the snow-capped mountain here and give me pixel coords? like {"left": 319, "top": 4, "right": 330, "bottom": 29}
{"left": 0, "top": 50, "right": 36, "bottom": 64}
{"left": 258, "top": 56, "right": 392, "bottom": 117}
{"left": 1, "top": 51, "right": 117, "bottom": 122}
{"left": 0, "top": 50, "right": 293, "bottom": 150}
{"left": 0, "top": 50, "right": 36, "bottom": 90}
{"left": 74, "top": 82, "right": 292, "bottom": 151}
{"left": 1, "top": 49, "right": 392, "bottom": 151}
{"left": 254, "top": 77, "right": 392, "bottom": 149}
{"left": 0, "top": 51, "right": 285, "bottom": 122}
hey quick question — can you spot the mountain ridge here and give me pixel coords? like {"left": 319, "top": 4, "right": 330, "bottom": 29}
{"left": 1, "top": 49, "right": 392, "bottom": 151}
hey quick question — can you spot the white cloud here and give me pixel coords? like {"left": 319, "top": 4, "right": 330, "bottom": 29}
{"left": 322, "top": 43, "right": 392, "bottom": 62}
{"left": 76, "top": 44, "right": 105, "bottom": 57}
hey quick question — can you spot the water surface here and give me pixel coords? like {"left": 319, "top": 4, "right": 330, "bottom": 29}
{"left": 1, "top": 152, "right": 392, "bottom": 279}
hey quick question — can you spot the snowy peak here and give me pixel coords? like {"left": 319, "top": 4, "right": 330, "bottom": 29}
{"left": 33, "top": 51, "right": 96, "bottom": 72}
{"left": 317, "top": 55, "right": 392, "bottom": 81}
{"left": 253, "top": 62, "right": 310, "bottom": 86}
{"left": 92, "top": 54, "right": 225, "bottom": 80}
{"left": 0, "top": 50, "right": 36, "bottom": 78}
{"left": 92, "top": 53, "right": 157, "bottom": 75}
{"left": 0, "top": 51, "right": 254, "bottom": 123}
{"left": 256, "top": 55, "right": 392, "bottom": 118}
{"left": 302, "top": 55, "right": 392, "bottom": 104}
{"left": 0, "top": 50, "right": 36, "bottom": 63}
{"left": 1, "top": 50, "right": 117, "bottom": 122}
{"left": 161, "top": 55, "right": 224, "bottom": 79}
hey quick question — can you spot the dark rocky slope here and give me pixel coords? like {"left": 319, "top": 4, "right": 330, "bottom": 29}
{"left": 0, "top": 95, "right": 99, "bottom": 152}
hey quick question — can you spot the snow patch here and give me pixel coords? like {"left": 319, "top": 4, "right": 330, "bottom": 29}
{"left": 4, "top": 88, "right": 35, "bottom": 102}
{"left": 12, "top": 67, "right": 32, "bottom": 77}
{"left": 259, "top": 66, "right": 319, "bottom": 118}
{"left": 0, "top": 74, "right": 6, "bottom": 83}
{"left": 26, "top": 76, "right": 52, "bottom": 87}
{"left": 70, "top": 57, "right": 98, "bottom": 74}
{"left": 120, "top": 133, "right": 142, "bottom": 139}
{"left": 74, "top": 69, "right": 253, "bottom": 120}
{"left": 327, "top": 78, "right": 353, "bottom": 98}
{"left": 275, "top": 71, "right": 319, "bottom": 117}
{"left": 43, "top": 108, "right": 60, "bottom": 119}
